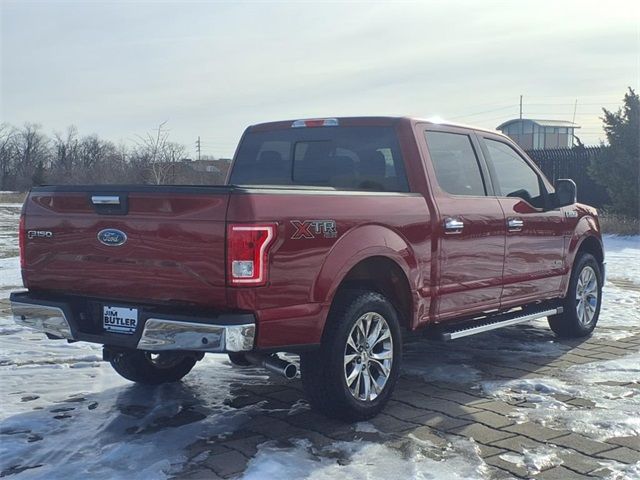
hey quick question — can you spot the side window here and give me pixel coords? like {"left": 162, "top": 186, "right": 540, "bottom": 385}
{"left": 484, "top": 139, "right": 541, "bottom": 204}
{"left": 424, "top": 131, "right": 486, "bottom": 196}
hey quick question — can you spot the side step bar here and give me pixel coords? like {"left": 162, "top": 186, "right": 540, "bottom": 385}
{"left": 439, "top": 307, "right": 563, "bottom": 341}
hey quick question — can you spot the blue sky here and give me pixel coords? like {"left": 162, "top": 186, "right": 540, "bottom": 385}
{"left": 1, "top": 0, "right": 638, "bottom": 158}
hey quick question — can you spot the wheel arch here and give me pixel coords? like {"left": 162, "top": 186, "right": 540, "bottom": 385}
{"left": 562, "top": 216, "right": 604, "bottom": 296}
{"left": 333, "top": 256, "right": 414, "bottom": 330}
{"left": 313, "top": 224, "right": 419, "bottom": 333}
{"left": 575, "top": 235, "right": 604, "bottom": 265}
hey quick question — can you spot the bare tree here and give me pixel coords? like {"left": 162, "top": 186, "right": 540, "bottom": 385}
{"left": 132, "top": 122, "right": 186, "bottom": 184}
{"left": 0, "top": 123, "right": 18, "bottom": 190}
{"left": 14, "top": 123, "right": 50, "bottom": 190}
{"left": 0, "top": 121, "right": 212, "bottom": 189}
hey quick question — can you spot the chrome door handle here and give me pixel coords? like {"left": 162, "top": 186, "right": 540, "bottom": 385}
{"left": 91, "top": 195, "right": 120, "bottom": 205}
{"left": 444, "top": 217, "right": 464, "bottom": 234}
{"left": 507, "top": 218, "right": 524, "bottom": 231}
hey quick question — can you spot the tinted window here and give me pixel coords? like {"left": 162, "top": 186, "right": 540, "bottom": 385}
{"left": 484, "top": 139, "right": 542, "bottom": 204}
{"left": 424, "top": 131, "right": 486, "bottom": 196}
{"left": 230, "top": 127, "right": 409, "bottom": 192}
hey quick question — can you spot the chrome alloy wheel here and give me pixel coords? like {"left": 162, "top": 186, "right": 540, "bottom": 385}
{"left": 576, "top": 265, "right": 599, "bottom": 326}
{"left": 344, "top": 312, "right": 393, "bottom": 402}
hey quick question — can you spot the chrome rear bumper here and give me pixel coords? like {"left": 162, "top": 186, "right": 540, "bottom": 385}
{"left": 10, "top": 293, "right": 255, "bottom": 353}
{"left": 11, "top": 301, "right": 74, "bottom": 340}
{"left": 137, "top": 318, "right": 255, "bottom": 352}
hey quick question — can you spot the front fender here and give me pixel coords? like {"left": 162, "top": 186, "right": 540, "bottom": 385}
{"left": 567, "top": 215, "right": 603, "bottom": 264}
{"left": 312, "top": 224, "right": 419, "bottom": 305}
{"left": 560, "top": 213, "right": 603, "bottom": 296}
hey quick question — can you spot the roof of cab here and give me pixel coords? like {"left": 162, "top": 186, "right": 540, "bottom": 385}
{"left": 248, "top": 116, "right": 503, "bottom": 137}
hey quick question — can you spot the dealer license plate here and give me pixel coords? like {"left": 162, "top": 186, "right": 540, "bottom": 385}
{"left": 103, "top": 305, "right": 138, "bottom": 334}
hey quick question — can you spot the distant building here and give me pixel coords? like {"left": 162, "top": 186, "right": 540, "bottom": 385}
{"left": 496, "top": 119, "right": 579, "bottom": 150}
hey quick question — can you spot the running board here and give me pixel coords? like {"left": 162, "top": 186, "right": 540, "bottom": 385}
{"left": 439, "top": 307, "right": 563, "bottom": 341}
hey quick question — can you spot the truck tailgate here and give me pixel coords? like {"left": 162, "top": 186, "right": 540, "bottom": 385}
{"left": 21, "top": 186, "right": 231, "bottom": 308}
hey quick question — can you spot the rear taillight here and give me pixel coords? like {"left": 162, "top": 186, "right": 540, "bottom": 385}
{"left": 18, "top": 214, "right": 26, "bottom": 268}
{"left": 227, "top": 224, "right": 276, "bottom": 286}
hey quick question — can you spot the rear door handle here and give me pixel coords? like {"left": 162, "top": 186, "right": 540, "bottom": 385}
{"left": 507, "top": 218, "right": 524, "bottom": 231}
{"left": 444, "top": 217, "right": 464, "bottom": 234}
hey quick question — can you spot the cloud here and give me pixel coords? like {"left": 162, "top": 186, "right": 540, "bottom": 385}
{"left": 1, "top": 0, "right": 637, "bottom": 156}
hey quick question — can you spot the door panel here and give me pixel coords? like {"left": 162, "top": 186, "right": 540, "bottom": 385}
{"left": 420, "top": 128, "right": 506, "bottom": 321}
{"left": 498, "top": 198, "right": 566, "bottom": 305}
{"left": 436, "top": 198, "right": 506, "bottom": 319}
{"left": 479, "top": 135, "right": 567, "bottom": 307}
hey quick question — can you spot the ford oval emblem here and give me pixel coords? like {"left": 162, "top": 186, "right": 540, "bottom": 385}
{"left": 97, "top": 228, "right": 127, "bottom": 246}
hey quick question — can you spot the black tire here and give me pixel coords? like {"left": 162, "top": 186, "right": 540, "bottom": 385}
{"left": 300, "top": 290, "right": 402, "bottom": 421}
{"left": 228, "top": 352, "right": 252, "bottom": 366}
{"left": 548, "top": 253, "right": 603, "bottom": 338}
{"left": 109, "top": 350, "right": 197, "bottom": 385}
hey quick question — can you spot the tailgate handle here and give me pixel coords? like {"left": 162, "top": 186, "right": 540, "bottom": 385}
{"left": 89, "top": 194, "right": 128, "bottom": 215}
{"left": 91, "top": 195, "right": 120, "bottom": 205}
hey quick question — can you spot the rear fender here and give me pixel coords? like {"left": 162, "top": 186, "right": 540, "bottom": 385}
{"left": 312, "top": 224, "right": 419, "bottom": 320}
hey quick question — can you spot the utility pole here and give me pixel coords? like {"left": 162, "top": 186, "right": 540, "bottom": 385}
{"left": 196, "top": 136, "right": 201, "bottom": 161}
{"left": 572, "top": 99, "right": 578, "bottom": 124}
{"left": 519, "top": 94, "right": 523, "bottom": 120}
{"left": 519, "top": 94, "right": 523, "bottom": 139}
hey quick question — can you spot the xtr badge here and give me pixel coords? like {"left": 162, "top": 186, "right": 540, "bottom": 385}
{"left": 291, "top": 220, "right": 337, "bottom": 239}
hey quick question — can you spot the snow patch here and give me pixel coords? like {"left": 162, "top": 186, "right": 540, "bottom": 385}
{"left": 0, "top": 257, "right": 21, "bottom": 293}
{"left": 482, "top": 353, "right": 640, "bottom": 441}
{"left": 594, "top": 460, "right": 640, "bottom": 480}
{"left": 597, "top": 235, "right": 640, "bottom": 339}
{"left": 0, "top": 203, "right": 20, "bottom": 260}
{"left": 243, "top": 436, "right": 491, "bottom": 480}
{"left": 354, "top": 421, "right": 377, "bottom": 433}
{"left": 499, "top": 445, "right": 563, "bottom": 475}
{"left": 0, "top": 356, "right": 272, "bottom": 478}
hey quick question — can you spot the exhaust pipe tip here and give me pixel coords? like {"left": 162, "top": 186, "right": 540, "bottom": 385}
{"left": 282, "top": 362, "right": 298, "bottom": 380}
{"left": 244, "top": 353, "right": 298, "bottom": 380}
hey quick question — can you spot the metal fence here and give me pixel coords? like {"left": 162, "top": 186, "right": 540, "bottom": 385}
{"left": 525, "top": 146, "right": 610, "bottom": 208}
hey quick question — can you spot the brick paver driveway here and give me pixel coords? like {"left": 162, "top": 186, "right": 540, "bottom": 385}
{"left": 176, "top": 321, "right": 640, "bottom": 479}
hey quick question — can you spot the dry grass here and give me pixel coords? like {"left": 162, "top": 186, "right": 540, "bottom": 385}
{"left": 599, "top": 212, "right": 640, "bottom": 236}
{"left": 0, "top": 192, "right": 27, "bottom": 204}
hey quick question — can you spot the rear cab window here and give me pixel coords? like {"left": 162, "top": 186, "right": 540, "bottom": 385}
{"left": 229, "top": 126, "right": 409, "bottom": 192}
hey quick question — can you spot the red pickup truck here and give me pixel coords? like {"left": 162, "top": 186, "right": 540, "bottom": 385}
{"left": 11, "top": 117, "right": 604, "bottom": 420}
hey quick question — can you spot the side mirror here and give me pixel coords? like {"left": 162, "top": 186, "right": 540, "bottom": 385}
{"left": 554, "top": 179, "right": 577, "bottom": 208}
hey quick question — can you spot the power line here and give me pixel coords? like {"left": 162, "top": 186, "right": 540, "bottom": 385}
{"left": 524, "top": 94, "right": 622, "bottom": 98}
{"left": 521, "top": 102, "right": 620, "bottom": 106}
{"left": 449, "top": 102, "right": 619, "bottom": 124}
{"left": 470, "top": 114, "right": 519, "bottom": 123}
{"left": 198, "top": 140, "right": 240, "bottom": 145}
{"left": 449, "top": 105, "right": 516, "bottom": 120}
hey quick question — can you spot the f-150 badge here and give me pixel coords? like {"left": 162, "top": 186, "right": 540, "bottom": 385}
{"left": 27, "top": 230, "right": 53, "bottom": 239}
{"left": 291, "top": 220, "right": 337, "bottom": 239}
